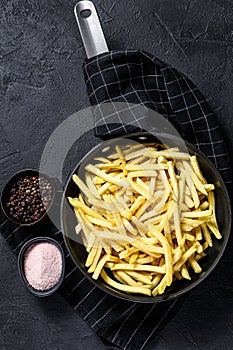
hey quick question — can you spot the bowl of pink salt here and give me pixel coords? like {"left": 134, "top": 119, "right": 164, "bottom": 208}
{"left": 18, "top": 237, "right": 65, "bottom": 297}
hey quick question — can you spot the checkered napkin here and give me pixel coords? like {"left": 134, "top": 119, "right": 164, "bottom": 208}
{"left": 1, "top": 49, "right": 231, "bottom": 350}
{"left": 84, "top": 50, "right": 231, "bottom": 185}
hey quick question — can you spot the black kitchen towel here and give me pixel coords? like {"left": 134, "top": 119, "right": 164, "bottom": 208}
{"left": 1, "top": 49, "right": 232, "bottom": 350}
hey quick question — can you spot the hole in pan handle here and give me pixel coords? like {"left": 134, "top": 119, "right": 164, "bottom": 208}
{"left": 80, "top": 9, "right": 92, "bottom": 18}
{"left": 74, "top": 1, "right": 109, "bottom": 59}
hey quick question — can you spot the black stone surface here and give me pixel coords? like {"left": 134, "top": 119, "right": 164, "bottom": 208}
{"left": 0, "top": 0, "right": 233, "bottom": 349}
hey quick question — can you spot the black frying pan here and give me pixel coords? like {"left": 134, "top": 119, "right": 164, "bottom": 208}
{"left": 62, "top": 131, "right": 231, "bottom": 302}
{"left": 61, "top": 2, "right": 231, "bottom": 303}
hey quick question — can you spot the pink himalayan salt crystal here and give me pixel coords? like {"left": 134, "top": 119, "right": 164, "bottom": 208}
{"left": 24, "top": 242, "right": 62, "bottom": 291}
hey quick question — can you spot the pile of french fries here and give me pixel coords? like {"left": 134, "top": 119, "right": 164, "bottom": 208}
{"left": 68, "top": 142, "right": 221, "bottom": 297}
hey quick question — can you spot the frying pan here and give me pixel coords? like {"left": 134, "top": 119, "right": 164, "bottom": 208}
{"left": 61, "top": 1, "right": 231, "bottom": 302}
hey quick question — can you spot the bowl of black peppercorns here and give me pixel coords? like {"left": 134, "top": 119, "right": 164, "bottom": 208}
{"left": 1, "top": 169, "right": 55, "bottom": 226}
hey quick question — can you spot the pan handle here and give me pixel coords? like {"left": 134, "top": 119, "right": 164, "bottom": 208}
{"left": 74, "top": 1, "right": 109, "bottom": 59}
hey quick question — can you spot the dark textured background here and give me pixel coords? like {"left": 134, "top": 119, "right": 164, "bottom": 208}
{"left": 1, "top": 0, "right": 233, "bottom": 349}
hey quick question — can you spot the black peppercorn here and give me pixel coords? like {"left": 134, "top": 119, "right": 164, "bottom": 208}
{"left": 5, "top": 174, "right": 53, "bottom": 224}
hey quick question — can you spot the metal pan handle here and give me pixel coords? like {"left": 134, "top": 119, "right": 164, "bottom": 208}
{"left": 74, "top": 1, "right": 109, "bottom": 59}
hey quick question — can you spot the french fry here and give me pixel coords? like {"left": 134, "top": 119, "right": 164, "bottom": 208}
{"left": 115, "top": 271, "right": 141, "bottom": 286}
{"left": 129, "top": 252, "right": 139, "bottom": 264}
{"left": 85, "top": 244, "right": 98, "bottom": 268}
{"left": 112, "top": 271, "right": 126, "bottom": 284}
{"left": 116, "top": 145, "right": 127, "bottom": 176}
{"left": 174, "top": 271, "right": 183, "bottom": 280}
{"left": 130, "top": 196, "right": 146, "bottom": 214}
{"left": 201, "top": 223, "right": 213, "bottom": 247}
{"left": 207, "top": 222, "right": 222, "bottom": 240}
{"left": 131, "top": 240, "right": 164, "bottom": 255}
{"left": 199, "top": 201, "right": 209, "bottom": 210}
{"left": 185, "top": 195, "right": 195, "bottom": 208}
{"left": 136, "top": 256, "right": 154, "bottom": 264}
{"left": 126, "top": 163, "right": 168, "bottom": 171}
{"left": 157, "top": 200, "right": 176, "bottom": 232}
{"left": 208, "top": 191, "right": 222, "bottom": 239}
{"left": 101, "top": 270, "right": 151, "bottom": 296}
{"left": 125, "top": 148, "right": 155, "bottom": 160}
{"left": 85, "top": 173, "right": 101, "bottom": 199}
{"left": 189, "top": 254, "right": 202, "bottom": 274}
{"left": 68, "top": 197, "right": 103, "bottom": 220}
{"left": 93, "top": 255, "right": 119, "bottom": 280}
{"left": 168, "top": 161, "right": 178, "bottom": 199}
{"left": 94, "top": 157, "right": 111, "bottom": 163}
{"left": 119, "top": 246, "right": 138, "bottom": 259}
{"left": 127, "top": 270, "right": 152, "bottom": 285}
{"left": 183, "top": 161, "right": 208, "bottom": 195}
{"left": 105, "top": 262, "right": 115, "bottom": 269}
{"left": 86, "top": 164, "right": 130, "bottom": 188}
{"left": 128, "top": 170, "right": 158, "bottom": 179}
{"left": 88, "top": 243, "right": 102, "bottom": 273}
{"left": 204, "top": 184, "right": 215, "bottom": 191}
{"left": 152, "top": 275, "right": 167, "bottom": 296}
{"left": 173, "top": 246, "right": 183, "bottom": 264}
{"left": 184, "top": 171, "right": 200, "bottom": 209}
{"left": 149, "top": 229, "right": 173, "bottom": 286}
{"left": 178, "top": 171, "right": 186, "bottom": 204}
{"left": 182, "top": 210, "right": 212, "bottom": 218}
{"left": 174, "top": 203, "right": 182, "bottom": 245}
{"left": 151, "top": 274, "right": 162, "bottom": 288}
{"left": 195, "top": 226, "right": 203, "bottom": 241}
{"left": 190, "top": 155, "right": 207, "bottom": 183}
{"left": 181, "top": 264, "right": 191, "bottom": 280}
{"left": 85, "top": 215, "right": 113, "bottom": 229}
{"left": 111, "top": 263, "right": 166, "bottom": 274}
{"left": 75, "top": 223, "right": 82, "bottom": 235}
{"left": 154, "top": 151, "right": 190, "bottom": 160}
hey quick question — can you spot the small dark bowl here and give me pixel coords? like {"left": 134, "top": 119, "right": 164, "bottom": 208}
{"left": 18, "top": 237, "right": 65, "bottom": 297}
{"left": 0, "top": 169, "right": 55, "bottom": 227}
{"left": 61, "top": 132, "right": 231, "bottom": 303}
